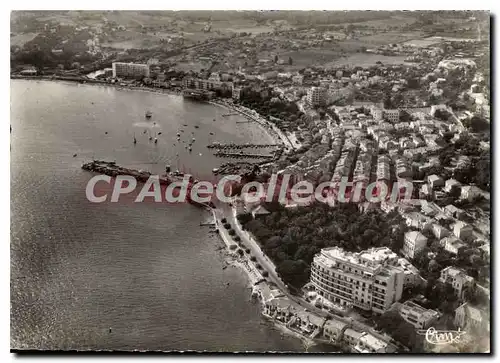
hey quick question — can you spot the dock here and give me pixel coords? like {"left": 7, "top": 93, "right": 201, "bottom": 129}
{"left": 81, "top": 160, "right": 211, "bottom": 208}
{"left": 200, "top": 220, "right": 216, "bottom": 226}
{"left": 207, "top": 142, "right": 281, "bottom": 150}
{"left": 213, "top": 151, "right": 276, "bottom": 160}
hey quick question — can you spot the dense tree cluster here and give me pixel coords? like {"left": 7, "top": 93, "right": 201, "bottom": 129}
{"left": 238, "top": 88, "right": 303, "bottom": 131}
{"left": 238, "top": 202, "right": 407, "bottom": 287}
{"left": 463, "top": 115, "right": 489, "bottom": 133}
{"left": 437, "top": 134, "right": 490, "bottom": 191}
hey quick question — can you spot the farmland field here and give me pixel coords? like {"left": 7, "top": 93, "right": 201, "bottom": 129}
{"left": 325, "top": 53, "right": 412, "bottom": 68}
{"left": 357, "top": 31, "right": 424, "bottom": 46}
{"left": 10, "top": 32, "right": 39, "bottom": 46}
{"left": 402, "top": 37, "right": 443, "bottom": 48}
{"left": 279, "top": 49, "right": 341, "bottom": 67}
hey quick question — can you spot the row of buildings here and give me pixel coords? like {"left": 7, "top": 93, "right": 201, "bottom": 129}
{"left": 309, "top": 246, "right": 421, "bottom": 314}
{"left": 258, "top": 283, "right": 396, "bottom": 353}
{"left": 307, "top": 244, "right": 480, "bottom": 331}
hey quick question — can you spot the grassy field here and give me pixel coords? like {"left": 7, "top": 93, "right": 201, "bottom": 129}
{"left": 279, "top": 49, "right": 341, "bottom": 67}
{"left": 349, "top": 14, "right": 417, "bottom": 29}
{"left": 357, "top": 31, "right": 424, "bottom": 46}
{"left": 10, "top": 32, "right": 39, "bottom": 47}
{"left": 402, "top": 38, "right": 442, "bottom": 47}
{"left": 324, "top": 53, "right": 412, "bottom": 68}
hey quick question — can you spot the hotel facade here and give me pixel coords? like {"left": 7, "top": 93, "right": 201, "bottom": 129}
{"left": 310, "top": 247, "right": 405, "bottom": 313}
{"left": 112, "top": 62, "right": 150, "bottom": 79}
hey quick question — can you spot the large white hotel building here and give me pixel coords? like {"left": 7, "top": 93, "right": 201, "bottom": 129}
{"left": 112, "top": 62, "right": 150, "bottom": 79}
{"left": 310, "top": 247, "right": 405, "bottom": 313}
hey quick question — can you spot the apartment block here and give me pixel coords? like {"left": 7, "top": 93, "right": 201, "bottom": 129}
{"left": 306, "top": 87, "right": 327, "bottom": 107}
{"left": 183, "top": 78, "right": 222, "bottom": 91}
{"left": 384, "top": 109, "right": 400, "bottom": 123}
{"left": 310, "top": 247, "right": 405, "bottom": 314}
{"left": 403, "top": 231, "right": 428, "bottom": 259}
{"left": 376, "top": 155, "right": 391, "bottom": 182}
{"left": 439, "top": 266, "right": 475, "bottom": 300}
{"left": 112, "top": 62, "right": 150, "bottom": 79}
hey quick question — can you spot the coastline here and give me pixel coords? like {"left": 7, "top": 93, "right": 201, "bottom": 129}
{"left": 210, "top": 206, "right": 330, "bottom": 350}
{"left": 11, "top": 76, "right": 283, "bottom": 151}
{"left": 14, "top": 75, "right": 319, "bottom": 350}
{"left": 209, "top": 99, "right": 296, "bottom": 150}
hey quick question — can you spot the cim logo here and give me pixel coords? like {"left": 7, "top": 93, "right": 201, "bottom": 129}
{"left": 417, "top": 327, "right": 467, "bottom": 345}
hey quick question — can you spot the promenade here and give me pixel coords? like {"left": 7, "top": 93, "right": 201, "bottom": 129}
{"left": 211, "top": 197, "right": 398, "bottom": 350}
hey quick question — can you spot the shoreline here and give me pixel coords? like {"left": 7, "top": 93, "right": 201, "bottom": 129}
{"left": 209, "top": 99, "right": 295, "bottom": 150}
{"left": 11, "top": 76, "right": 283, "bottom": 151}
{"left": 14, "top": 75, "right": 320, "bottom": 350}
{"left": 210, "top": 206, "right": 332, "bottom": 351}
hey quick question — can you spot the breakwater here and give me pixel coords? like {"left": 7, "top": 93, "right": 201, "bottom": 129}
{"left": 213, "top": 151, "right": 276, "bottom": 160}
{"left": 207, "top": 142, "right": 281, "bottom": 150}
{"left": 81, "top": 160, "right": 211, "bottom": 209}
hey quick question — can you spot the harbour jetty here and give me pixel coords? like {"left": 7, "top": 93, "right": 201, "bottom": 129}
{"left": 207, "top": 142, "right": 282, "bottom": 150}
{"left": 213, "top": 151, "right": 276, "bottom": 160}
{"left": 81, "top": 160, "right": 211, "bottom": 209}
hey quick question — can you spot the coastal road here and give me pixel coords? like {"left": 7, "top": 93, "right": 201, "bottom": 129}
{"left": 213, "top": 199, "right": 289, "bottom": 294}
{"left": 213, "top": 200, "right": 396, "bottom": 347}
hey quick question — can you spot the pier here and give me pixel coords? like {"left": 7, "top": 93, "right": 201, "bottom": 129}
{"left": 213, "top": 151, "right": 276, "bottom": 160}
{"left": 207, "top": 142, "right": 281, "bottom": 150}
{"left": 81, "top": 160, "right": 211, "bottom": 209}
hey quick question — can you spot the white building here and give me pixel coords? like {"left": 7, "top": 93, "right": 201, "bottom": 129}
{"left": 427, "top": 174, "right": 445, "bottom": 190}
{"left": 431, "top": 224, "right": 450, "bottom": 240}
{"left": 453, "top": 221, "right": 474, "bottom": 240}
{"left": 402, "top": 212, "right": 433, "bottom": 231}
{"left": 397, "top": 258, "right": 426, "bottom": 287}
{"left": 399, "top": 301, "right": 439, "bottom": 329}
{"left": 403, "top": 231, "right": 428, "bottom": 259}
{"left": 354, "top": 332, "right": 390, "bottom": 353}
{"left": 441, "top": 236, "right": 467, "bottom": 255}
{"left": 310, "top": 247, "right": 405, "bottom": 313}
{"left": 444, "top": 179, "right": 462, "bottom": 193}
{"left": 371, "top": 107, "right": 383, "bottom": 121}
{"left": 112, "top": 62, "right": 150, "bottom": 79}
{"left": 323, "top": 319, "right": 348, "bottom": 342}
{"left": 232, "top": 87, "right": 242, "bottom": 100}
{"left": 439, "top": 267, "right": 475, "bottom": 300}
{"left": 307, "top": 87, "right": 328, "bottom": 107}
{"left": 460, "top": 185, "right": 482, "bottom": 201}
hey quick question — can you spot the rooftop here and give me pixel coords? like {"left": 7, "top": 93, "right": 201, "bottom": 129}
{"left": 442, "top": 266, "right": 474, "bottom": 283}
{"left": 324, "top": 318, "right": 347, "bottom": 332}
{"left": 359, "top": 333, "right": 388, "bottom": 351}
